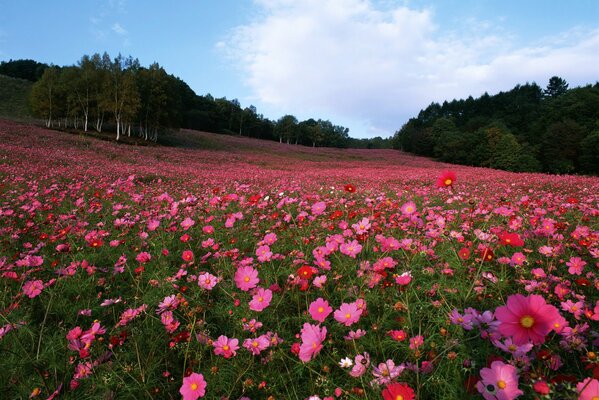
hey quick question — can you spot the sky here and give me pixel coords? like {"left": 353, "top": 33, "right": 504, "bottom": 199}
{"left": 1, "top": 0, "right": 598, "bottom": 138}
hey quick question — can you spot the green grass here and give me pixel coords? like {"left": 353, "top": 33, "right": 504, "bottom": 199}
{"left": 0, "top": 74, "right": 33, "bottom": 119}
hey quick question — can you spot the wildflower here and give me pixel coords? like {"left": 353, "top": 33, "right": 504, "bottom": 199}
{"left": 179, "top": 372, "right": 206, "bottom": 400}
{"left": 388, "top": 330, "right": 407, "bottom": 342}
{"left": 372, "top": 359, "right": 404, "bottom": 385}
{"left": 343, "top": 329, "right": 366, "bottom": 340}
{"left": 381, "top": 382, "right": 415, "bottom": 400}
{"left": 340, "top": 240, "right": 362, "bottom": 258}
{"left": 182, "top": 250, "right": 194, "bottom": 262}
{"left": 476, "top": 361, "right": 523, "bottom": 400}
{"left": 409, "top": 335, "right": 424, "bottom": 350}
{"left": 349, "top": 352, "right": 370, "bottom": 377}
{"left": 213, "top": 335, "right": 239, "bottom": 359}
{"left": 437, "top": 170, "right": 456, "bottom": 187}
{"left": 297, "top": 265, "right": 315, "bottom": 280}
{"left": 532, "top": 380, "right": 550, "bottom": 395}
{"left": 299, "top": 323, "right": 327, "bottom": 362}
{"left": 339, "top": 357, "right": 353, "bottom": 368}
{"left": 234, "top": 266, "right": 259, "bottom": 292}
{"left": 449, "top": 309, "right": 474, "bottom": 330}
{"left": 22, "top": 280, "right": 44, "bottom": 298}
{"left": 395, "top": 271, "right": 412, "bottom": 286}
{"left": 401, "top": 201, "right": 417, "bottom": 216}
{"left": 352, "top": 218, "right": 371, "bottom": 234}
{"left": 566, "top": 256, "right": 586, "bottom": 275}
{"left": 309, "top": 298, "right": 333, "bottom": 323}
{"left": 197, "top": 273, "right": 218, "bottom": 290}
{"left": 256, "top": 245, "right": 272, "bottom": 262}
{"left": 243, "top": 335, "right": 270, "bottom": 355}
{"left": 334, "top": 302, "right": 361, "bottom": 326}
{"left": 161, "top": 311, "right": 180, "bottom": 333}
{"left": 344, "top": 184, "right": 356, "bottom": 193}
{"left": 248, "top": 288, "right": 273, "bottom": 312}
{"left": 311, "top": 202, "right": 326, "bottom": 216}
{"left": 577, "top": 378, "right": 599, "bottom": 400}
{"left": 495, "top": 294, "right": 561, "bottom": 345}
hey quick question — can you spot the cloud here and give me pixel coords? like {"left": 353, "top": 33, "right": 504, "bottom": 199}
{"left": 227, "top": 0, "right": 599, "bottom": 138}
{"left": 111, "top": 22, "right": 128, "bottom": 36}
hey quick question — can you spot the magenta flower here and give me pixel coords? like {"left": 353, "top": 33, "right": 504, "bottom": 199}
{"left": 352, "top": 217, "right": 371, "bottom": 234}
{"left": 495, "top": 294, "right": 561, "bottom": 345}
{"left": 135, "top": 251, "right": 151, "bottom": 263}
{"left": 340, "top": 240, "right": 362, "bottom": 258}
{"left": 234, "top": 266, "right": 259, "bottom": 292}
{"left": 180, "top": 217, "right": 195, "bottom": 230}
{"left": 311, "top": 201, "right": 326, "bottom": 216}
{"left": 577, "top": 378, "right": 599, "bottom": 400}
{"left": 401, "top": 201, "right": 417, "bottom": 216}
{"left": 409, "top": 335, "right": 424, "bottom": 350}
{"left": 308, "top": 298, "right": 332, "bottom": 323}
{"left": 179, "top": 372, "right": 206, "bottom": 400}
{"left": 248, "top": 287, "right": 273, "bottom": 312}
{"left": 22, "top": 280, "right": 44, "bottom": 298}
{"left": 476, "top": 361, "right": 523, "bottom": 400}
{"left": 299, "top": 322, "right": 327, "bottom": 362}
{"left": 256, "top": 245, "right": 273, "bottom": 263}
{"left": 213, "top": 335, "right": 239, "bottom": 359}
{"left": 334, "top": 302, "right": 361, "bottom": 326}
{"left": 372, "top": 359, "right": 404, "bottom": 385}
{"left": 349, "top": 352, "right": 370, "bottom": 377}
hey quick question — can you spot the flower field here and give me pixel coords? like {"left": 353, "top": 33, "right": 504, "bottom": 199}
{"left": 0, "top": 119, "right": 598, "bottom": 399}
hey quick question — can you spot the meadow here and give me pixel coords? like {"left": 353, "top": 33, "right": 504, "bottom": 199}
{"left": 0, "top": 119, "right": 597, "bottom": 399}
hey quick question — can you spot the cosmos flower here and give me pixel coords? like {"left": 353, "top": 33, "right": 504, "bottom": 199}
{"left": 476, "top": 361, "right": 523, "bottom": 400}
{"left": 179, "top": 372, "right": 206, "bottom": 400}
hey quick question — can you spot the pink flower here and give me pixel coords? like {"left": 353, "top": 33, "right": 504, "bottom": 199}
{"left": 161, "top": 311, "right": 180, "bottom": 333}
{"left": 352, "top": 217, "right": 371, "bottom": 234}
{"left": 22, "top": 280, "right": 44, "bottom": 298}
{"left": 197, "top": 272, "right": 218, "bottom": 290}
{"left": 495, "top": 294, "right": 561, "bottom": 345}
{"left": 308, "top": 298, "right": 332, "bottom": 323}
{"left": 179, "top": 372, "right": 206, "bottom": 400}
{"left": 248, "top": 288, "right": 273, "bottom": 312}
{"left": 409, "top": 335, "right": 424, "bottom": 350}
{"left": 311, "top": 201, "right": 326, "bottom": 216}
{"left": 566, "top": 256, "right": 586, "bottom": 275}
{"left": 234, "top": 266, "right": 259, "bottom": 292}
{"left": 334, "top": 302, "right": 361, "bottom": 326}
{"left": 349, "top": 352, "right": 370, "bottom": 377}
{"left": 213, "top": 335, "right": 239, "bottom": 359}
{"left": 256, "top": 245, "right": 273, "bottom": 262}
{"left": 135, "top": 252, "right": 151, "bottom": 263}
{"left": 401, "top": 201, "right": 417, "bottom": 216}
{"left": 147, "top": 219, "right": 159, "bottom": 231}
{"left": 180, "top": 217, "right": 195, "bottom": 230}
{"left": 476, "top": 361, "right": 523, "bottom": 400}
{"left": 372, "top": 359, "right": 404, "bottom": 385}
{"left": 243, "top": 335, "right": 270, "bottom": 355}
{"left": 339, "top": 240, "right": 362, "bottom": 258}
{"left": 299, "top": 323, "right": 327, "bottom": 362}
{"left": 510, "top": 252, "right": 526, "bottom": 266}
{"left": 577, "top": 378, "right": 599, "bottom": 400}
{"left": 395, "top": 271, "right": 412, "bottom": 286}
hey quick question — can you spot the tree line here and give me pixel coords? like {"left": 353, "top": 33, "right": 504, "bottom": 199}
{"left": 2, "top": 56, "right": 392, "bottom": 148}
{"left": 391, "top": 77, "right": 599, "bottom": 174}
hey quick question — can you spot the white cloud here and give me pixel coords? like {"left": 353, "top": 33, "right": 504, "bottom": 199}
{"left": 227, "top": 0, "right": 599, "bottom": 138}
{"left": 111, "top": 23, "right": 128, "bottom": 36}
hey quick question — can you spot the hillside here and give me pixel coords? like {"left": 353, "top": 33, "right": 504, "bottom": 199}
{"left": 0, "top": 74, "right": 33, "bottom": 119}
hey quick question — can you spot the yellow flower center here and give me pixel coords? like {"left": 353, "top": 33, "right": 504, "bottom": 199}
{"left": 520, "top": 315, "right": 534, "bottom": 328}
{"left": 258, "top": 297, "right": 264, "bottom": 302}
{"left": 318, "top": 307, "right": 324, "bottom": 313}
{"left": 444, "top": 179, "right": 452, "bottom": 185}
{"left": 497, "top": 380, "right": 506, "bottom": 389}
{"left": 252, "top": 341, "right": 259, "bottom": 347}
{"left": 244, "top": 276, "right": 250, "bottom": 282}
{"left": 205, "top": 279, "right": 210, "bottom": 284}
{"left": 312, "top": 342, "right": 317, "bottom": 349}
{"left": 572, "top": 306, "right": 578, "bottom": 311}
{"left": 396, "top": 395, "right": 404, "bottom": 400}
{"left": 345, "top": 313, "right": 351, "bottom": 319}
{"left": 191, "top": 383, "right": 198, "bottom": 391}
{"left": 508, "top": 344, "right": 517, "bottom": 352}
{"left": 223, "top": 345, "right": 229, "bottom": 351}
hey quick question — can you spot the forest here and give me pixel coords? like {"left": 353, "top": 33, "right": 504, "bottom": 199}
{"left": 391, "top": 77, "right": 599, "bottom": 174}
{"left": 1, "top": 57, "right": 388, "bottom": 148}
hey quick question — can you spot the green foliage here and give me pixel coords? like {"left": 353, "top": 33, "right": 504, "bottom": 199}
{"left": 393, "top": 78, "right": 599, "bottom": 175}
{"left": 0, "top": 59, "right": 48, "bottom": 81}
{"left": 0, "top": 74, "right": 33, "bottom": 119}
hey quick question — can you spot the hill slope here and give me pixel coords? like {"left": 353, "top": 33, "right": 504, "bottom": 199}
{"left": 0, "top": 74, "right": 33, "bottom": 119}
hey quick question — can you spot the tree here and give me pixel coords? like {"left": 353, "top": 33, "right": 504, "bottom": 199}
{"left": 0, "top": 59, "right": 48, "bottom": 81}
{"left": 103, "top": 54, "right": 140, "bottom": 140}
{"left": 30, "top": 67, "right": 60, "bottom": 127}
{"left": 275, "top": 115, "right": 298, "bottom": 144}
{"left": 578, "top": 128, "right": 599, "bottom": 174}
{"left": 541, "top": 119, "right": 586, "bottom": 173}
{"left": 544, "top": 76, "right": 569, "bottom": 98}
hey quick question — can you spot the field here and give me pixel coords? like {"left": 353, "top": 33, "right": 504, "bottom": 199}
{"left": 0, "top": 119, "right": 597, "bottom": 399}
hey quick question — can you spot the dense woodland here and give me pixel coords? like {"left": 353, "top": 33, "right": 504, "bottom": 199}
{"left": 1, "top": 57, "right": 390, "bottom": 148}
{"left": 391, "top": 77, "right": 599, "bottom": 174}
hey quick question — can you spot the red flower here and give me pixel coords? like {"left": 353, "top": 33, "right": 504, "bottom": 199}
{"left": 479, "top": 247, "right": 494, "bottom": 262}
{"left": 458, "top": 247, "right": 471, "bottom": 260}
{"left": 297, "top": 265, "right": 315, "bottom": 280}
{"left": 436, "top": 170, "right": 456, "bottom": 188}
{"left": 498, "top": 231, "right": 524, "bottom": 247}
{"left": 344, "top": 184, "right": 356, "bottom": 193}
{"left": 381, "top": 382, "right": 415, "bottom": 400}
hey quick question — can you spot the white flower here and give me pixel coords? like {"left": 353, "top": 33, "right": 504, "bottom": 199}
{"left": 339, "top": 357, "right": 353, "bottom": 368}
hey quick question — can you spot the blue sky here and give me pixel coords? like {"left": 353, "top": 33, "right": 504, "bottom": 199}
{"left": 1, "top": 0, "right": 598, "bottom": 138}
